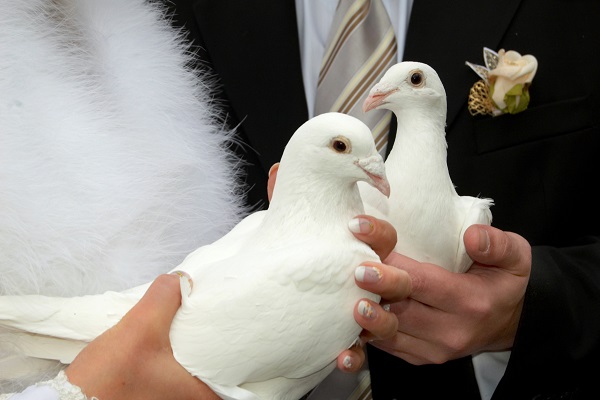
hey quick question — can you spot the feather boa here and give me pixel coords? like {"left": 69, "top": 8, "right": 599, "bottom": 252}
{"left": 0, "top": 0, "right": 247, "bottom": 389}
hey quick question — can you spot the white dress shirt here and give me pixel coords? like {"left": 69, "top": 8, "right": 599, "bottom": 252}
{"left": 294, "top": 0, "right": 413, "bottom": 118}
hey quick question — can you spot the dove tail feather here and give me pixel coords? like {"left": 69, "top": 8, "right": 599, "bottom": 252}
{"left": 0, "top": 290, "right": 139, "bottom": 393}
{"left": 0, "top": 343, "right": 64, "bottom": 394}
{"left": 0, "top": 290, "right": 139, "bottom": 342}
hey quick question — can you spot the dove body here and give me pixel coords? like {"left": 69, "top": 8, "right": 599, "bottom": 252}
{"left": 361, "top": 62, "right": 493, "bottom": 273}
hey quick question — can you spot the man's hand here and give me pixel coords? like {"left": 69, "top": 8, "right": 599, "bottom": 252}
{"left": 355, "top": 224, "right": 531, "bottom": 365}
{"left": 336, "top": 214, "right": 402, "bottom": 372}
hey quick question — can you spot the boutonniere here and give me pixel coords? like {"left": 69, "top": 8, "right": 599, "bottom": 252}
{"left": 466, "top": 47, "right": 538, "bottom": 116}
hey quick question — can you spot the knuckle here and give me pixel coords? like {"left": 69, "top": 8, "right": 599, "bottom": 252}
{"left": 465, "top": 297, "right": 493, "bottom": 320}
{"left": 428, "top": 353, "right": 451, "bottom": 365}
{"left": 442, "top": 335, "right": 470, "bottom": 361}
{"left": 385, "top": 223, "right": 398, "bottom": 248}
{"left": 395, "top": 270, "right": 412, "bottom": 297}
{"left": 380, "top": 313, "right": 398, "bottom": 340}
{"left": 408, "top": 357, "right": 428, "bottom": 366}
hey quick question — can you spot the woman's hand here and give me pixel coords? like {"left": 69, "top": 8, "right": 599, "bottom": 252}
{"left": 65, "top": 273, "right": 220, "bottom": 400}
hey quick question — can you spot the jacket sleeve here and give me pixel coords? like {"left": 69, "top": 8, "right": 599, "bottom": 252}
{"left": 495, "top": 236, "right": 600, "bottom": 398}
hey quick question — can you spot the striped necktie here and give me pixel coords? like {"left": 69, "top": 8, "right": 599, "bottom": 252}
{"left": 309, "top": 4, "right": 396, "bottom": 398}
{"left": 315, "top": 0, "right": 397, "bottom": 157}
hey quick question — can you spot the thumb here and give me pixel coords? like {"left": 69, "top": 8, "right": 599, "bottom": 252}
{"left": 124, "top": 273, "right": 187, "bottom": 338}
{"left": 463, "top": 224, "right": 531, "bottom": 276}
{"left": 267, "top": 163, "right": 279, "bottom": 202}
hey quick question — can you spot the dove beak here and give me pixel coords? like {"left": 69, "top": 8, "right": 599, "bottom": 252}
{"left": 363, "top": 86, "right": 398, "bottom": 112}
{"left": 355, "top": 156, "right": 390, "bottom": 197}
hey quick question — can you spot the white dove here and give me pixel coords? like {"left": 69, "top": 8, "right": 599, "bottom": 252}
{"left": 0, "top": 112, "right": 390, "bottom": 400}
{"left": 359, "top": 61, "right": 493, "bottom": 273}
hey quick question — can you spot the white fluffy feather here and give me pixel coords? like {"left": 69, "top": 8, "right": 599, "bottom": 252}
{"left": 0, "top": 0, "right": 246, "bottom": 296}
{"left": 0, "top": 0, "right": 246, "bottom": 391}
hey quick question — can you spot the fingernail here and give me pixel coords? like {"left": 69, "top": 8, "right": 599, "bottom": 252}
{"left": 358, "top": 300, "right": 377, "bottom": 319}
{"left": 171, "top": 270, "right": 193, "bottom": 297}
{"left": 478, "top": 228, "right": 490, "bottom": 254}
{"left": 355, "top": 266, "right": 382, "bottom": 283}
{"left": 348, "top": 217, "right": 373, "bottom": 234}
{"left": 343, "top": 355, "right": 353, "bottom": 369}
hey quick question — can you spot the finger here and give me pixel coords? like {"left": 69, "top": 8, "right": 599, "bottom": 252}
{"left": 463, "top": 225, "right": 531, "bottom": 276}
{"left": 389, "top": 297, "right": 452, "bottom": 344}
{"left": 370, "top": 332, "right": 444, "bottom": 366}
{"left": 354, "top": 299, "right": 398, "bottom": 341}
{"left": 348, "top": 215, "right": 397, "bottom": 260}
{"left": 336, "top": 344, "right": 365, "bottom": 372}
{"left": 354, "top": 262, "right": 411, "bottom": 302}
{"left": 267, "top": 163, "right": 279, "bottom": 202}
{"left": 124, "top": 273, "right": 184, "bottom": 337}
{"left": 384, "top": 252, "right": 461, "bottom": 307}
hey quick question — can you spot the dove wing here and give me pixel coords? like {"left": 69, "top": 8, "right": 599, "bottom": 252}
{"left": 0, "top": 289, "right": 143, "bottom": 366}
{"left": 5, "top": 333, "right": 87, "bottom": 365}
{"left": 0, "top": 211, "right": 267, "bottom": 364}
{"left": 455, "top": 196, "right": 494, "bottom": 273}
{"left": 163, "top": 210, "right": 266, "bottom": 276}
{"left": 0, "top": 291, "right": 139, "bottom": 341}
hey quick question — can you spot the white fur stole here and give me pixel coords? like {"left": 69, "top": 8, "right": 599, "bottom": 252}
{"left": 0, "top": 0, "right": 247, "bottom": 297}
{"left": 0, "top": 0, "right": 251, "bottom": 389}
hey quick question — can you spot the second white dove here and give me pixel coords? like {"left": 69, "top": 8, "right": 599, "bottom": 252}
{"left": 359, "top": 61, "right": 493, "bottom": 273}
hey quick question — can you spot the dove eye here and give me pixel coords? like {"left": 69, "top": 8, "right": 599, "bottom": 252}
{"left": 333, "top": 141, "right": 346, "bottom": 152}
{"left": 329, "top": 136, "right": 352, "bottom": 154}
{"left": 409, "top": 70, "right": 425, "bottom": 87}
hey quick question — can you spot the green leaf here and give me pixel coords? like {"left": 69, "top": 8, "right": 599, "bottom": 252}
{"left": 504, "top": 84, "right": 530, "bottom": 114}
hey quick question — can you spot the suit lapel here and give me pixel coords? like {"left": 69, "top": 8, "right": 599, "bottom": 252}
{"left": 403, "top": 0, "right": 523, "bottom": 128}
{"left": 190, "top": 0, "right": 523, "bottom": 164}
{"left": 192, "top": 0, "right": 308, "bottom": 171}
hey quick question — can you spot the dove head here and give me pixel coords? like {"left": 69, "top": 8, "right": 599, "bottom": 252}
{"left": 275, "top": 112, "right": 390, "bottom": 199}
{"left": 363, "top": 61, "right": 447, "bottom": 115}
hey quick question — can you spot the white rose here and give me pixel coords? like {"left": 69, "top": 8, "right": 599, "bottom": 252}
{"left": 489, "top": 49, "right": 538, "bottom": 113}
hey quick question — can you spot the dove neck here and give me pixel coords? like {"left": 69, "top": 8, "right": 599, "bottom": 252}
{"left": 392, "top": 111, "right": 447, "bottom": 152}
{"left": 264, "top": 170, "right": 364, "bottom": 234}
{"left": 387, "top": 108, "right": 454, "bottom": 189}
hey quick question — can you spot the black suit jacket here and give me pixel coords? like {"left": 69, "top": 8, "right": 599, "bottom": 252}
{"left": 166, "top": 1, "right": 600, "bottom": 398}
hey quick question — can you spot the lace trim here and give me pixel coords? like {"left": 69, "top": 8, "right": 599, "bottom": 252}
{"left": 40, "top": 370, "right": 96, "bottom": 400}
{"left": 0, "top": 370, "right": 98, "bottom": 400}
